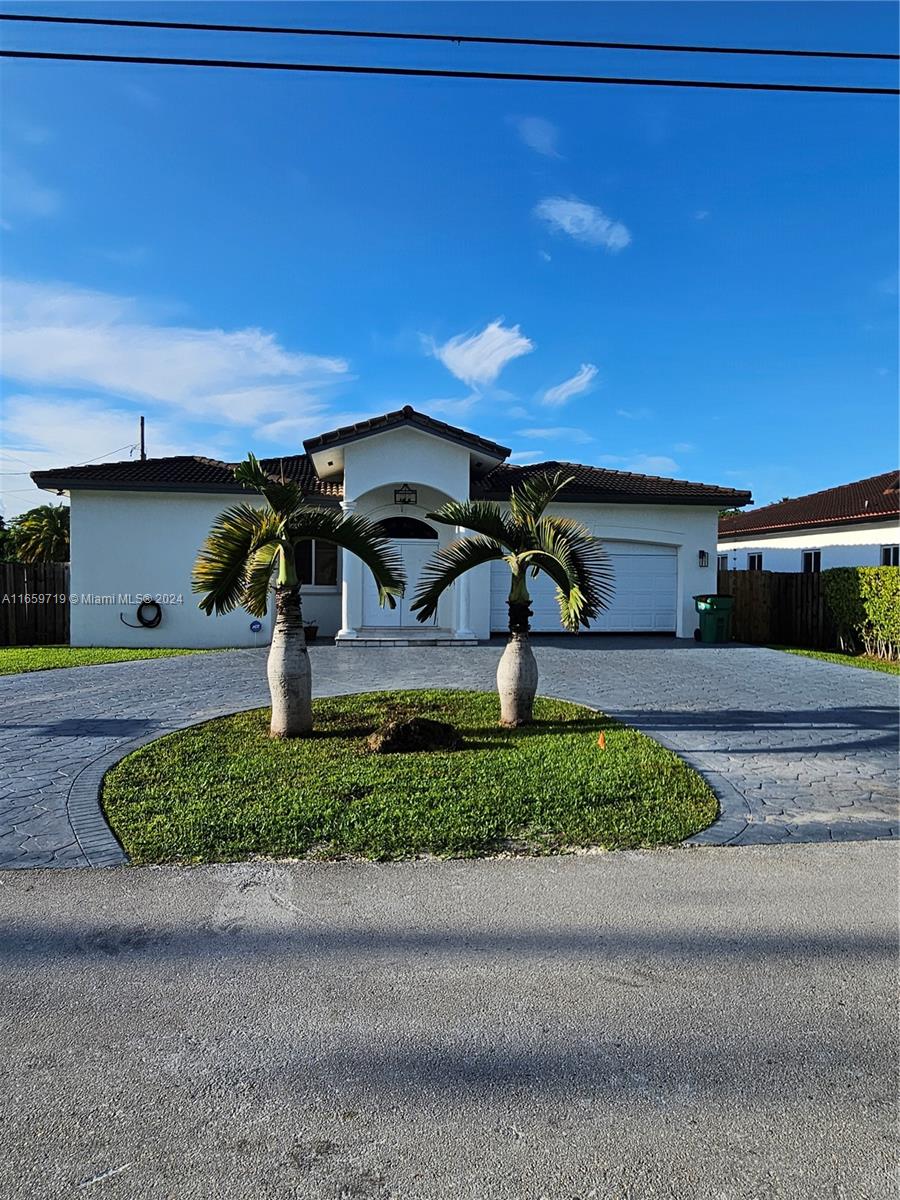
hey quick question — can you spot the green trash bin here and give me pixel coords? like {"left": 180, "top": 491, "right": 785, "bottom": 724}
{"left": 693, "top": 594, "right": 734, "bottom": 643}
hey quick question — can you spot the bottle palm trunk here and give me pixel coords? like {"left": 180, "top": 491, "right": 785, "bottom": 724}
{"left": 496, "top": 597, "right": 538, "bottom": 727}
{"left": 267, "top": 584, "right": 312, "bottom": 737}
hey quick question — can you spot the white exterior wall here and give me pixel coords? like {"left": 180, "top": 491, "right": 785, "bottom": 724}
{"left": 343, "top": 427, "right": 472, "bottom": 503}
{"left": 545, "top": 502, "right": 718, "bottom": 639}
{"left": 68, "top": 490, "right": 341, "bottom": 648}
{"left": 718, "top": 520, "right": 899, "bottom": 572}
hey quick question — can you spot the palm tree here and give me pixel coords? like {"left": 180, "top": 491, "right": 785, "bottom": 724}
{"left": 410, "top": 471, "right": 614, "bottom": 727}
{"left": 10, "top": 504, "right": 70, "bottom": 563}
{"left": 193, "top": 454, "right": 404, "bottom": 738}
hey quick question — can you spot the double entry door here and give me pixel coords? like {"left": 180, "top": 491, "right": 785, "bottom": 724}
{"left": 362, "top": 539, "right": 438, "bottom": 627}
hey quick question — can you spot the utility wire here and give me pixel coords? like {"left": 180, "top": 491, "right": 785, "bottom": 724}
{"left": 0, "top": 12, "right": 896, "bottom": 61}
{"left": 1, "top": 443, "right": 139, "bottom": 477}
{"left": 2, "top": 49, "right": 897, "bottom": 94}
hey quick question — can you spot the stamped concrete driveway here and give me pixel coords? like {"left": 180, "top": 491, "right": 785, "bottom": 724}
{"left": 0, "top": 639, "right": 896, "bottom": 868}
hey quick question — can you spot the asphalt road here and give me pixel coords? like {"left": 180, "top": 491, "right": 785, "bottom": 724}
{"left": 2, "top": 842, "right": 896, "bottom": 1199}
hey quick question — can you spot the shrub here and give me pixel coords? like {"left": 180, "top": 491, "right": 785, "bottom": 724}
{"left": 823, "top": 567, "right": 900, "bottom": 660}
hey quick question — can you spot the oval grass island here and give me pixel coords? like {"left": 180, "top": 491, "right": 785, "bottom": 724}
{"left": 101, "top": 690, "right": 717, "bottom": 864}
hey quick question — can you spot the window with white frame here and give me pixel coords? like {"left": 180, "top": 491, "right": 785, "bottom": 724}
{"left": 717, "top": 554, "right": 728, "bottom": 572}
{"left": 747, "top": 552, "right": 763, "bottom": 571}
{"left": 295, "top": 540, "right": 339, "bottom": 588}
{"left": 802, "top": 550, "right": 821, "bottom": 574}
{"left": 881, "top": 545, "right": 899, "bottom": 566}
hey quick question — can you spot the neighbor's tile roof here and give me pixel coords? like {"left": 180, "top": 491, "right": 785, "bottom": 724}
{"left": 31, "top": 454, "right": 342, "bottom": 499}
{"left": 304, "top": 405, "right": 511, "bottom": 462}
{"left": 718, "top": 470, "right": 899, "bottom": 538}
{"left": 474, "top": 461, "right": 752, "bottom": 506}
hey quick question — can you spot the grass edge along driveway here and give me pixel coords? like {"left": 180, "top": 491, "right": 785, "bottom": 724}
{"left": 0, "top": 646, "right": 210, "bottom": 675}
{"left": 102, "top": 689, "right": 718, "bottom": 864}
{"left": 768, "top": 645, "right": 900, "bottom": 675}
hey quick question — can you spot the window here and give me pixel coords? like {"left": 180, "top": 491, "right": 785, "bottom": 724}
{"left": 747, "top": 553, "right": 763, "bottom": 571}
{"left": 296, "top": 540, "right": 338, "bottom": 588}
{"left": 717, "top": 554, "right": 728, "bottom": 572}
{"left": 802, "top": 550, "right": 821, "bottom": 574}
{"left": 881, "top": 545, "right": 899, "bottom": 567}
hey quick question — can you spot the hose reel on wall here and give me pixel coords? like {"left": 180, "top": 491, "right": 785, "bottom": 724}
{"left": 119, "top": 600, "right": 163, "bottom": 630}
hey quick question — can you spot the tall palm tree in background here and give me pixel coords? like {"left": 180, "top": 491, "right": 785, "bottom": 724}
{"left": 9, "top": 504, "right": 70, "bottom": 563}
{"left": 411, "top": 472, "right": 615, "bottom": 727}
{"left": 193, "top": 454, "right": 404, "bottom": 738}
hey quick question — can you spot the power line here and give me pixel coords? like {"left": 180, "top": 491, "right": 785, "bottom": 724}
{"left": 1, "top": 12, "right": 896, "bottom": 61}
{"left": 2, "top": 49, "right": 896, "bottom": 95}
{"left": 0, "top": 443, "right": 138, "bottom": 477}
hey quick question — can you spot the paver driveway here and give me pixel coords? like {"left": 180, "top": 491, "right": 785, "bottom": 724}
{"left": 0, "top": 639, "right": 896, "bottom": 867}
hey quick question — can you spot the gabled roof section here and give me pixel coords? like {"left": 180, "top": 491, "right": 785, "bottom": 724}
{"left": 31, "top": 454, "right": 342, "bottom": 500}
{"left": 473, "top": 460, "right": 752, "bottom": 507}
{"left": 718, "top": 470, "right": 898, "bottom": 538}
{"left": 303, "top": 405, "right": 511, "bottom": 468}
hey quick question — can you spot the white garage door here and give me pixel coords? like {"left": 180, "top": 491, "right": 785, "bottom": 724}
{"left": 490, "top": 543, "right": 677, "bottom": 633}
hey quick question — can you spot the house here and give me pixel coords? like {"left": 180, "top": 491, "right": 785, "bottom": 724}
{"left": 32, "top": 406, "right": 751, "bottom": 647}
{"left": 718, "top": 471, "right": 899, "bottom": 574}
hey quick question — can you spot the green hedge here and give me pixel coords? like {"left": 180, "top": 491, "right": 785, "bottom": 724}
{"left": 823, "top": 567, "right": 900, "bottom": 660}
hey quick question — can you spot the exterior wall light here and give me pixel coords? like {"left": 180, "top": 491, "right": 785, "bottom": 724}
{"left": 394, "top": 483, "right": 417, "bottom": 506}
{"left": 698, "top": 550, "right": 710, "bottom": 568}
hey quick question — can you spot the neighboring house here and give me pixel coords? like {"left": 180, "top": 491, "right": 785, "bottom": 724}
{"left": 718, "top": 471, "right": 900, "bottom": 574}
{"left": 32, "top": 406, "right": 751, "bottom": 647}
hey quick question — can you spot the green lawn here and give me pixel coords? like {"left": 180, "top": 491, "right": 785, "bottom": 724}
{"left": 768, "top": 646, "right": 900, "bottom": 675}
{"left": 102, "top": 689, "right": 718, "bottom": 864}
{"left": 0, "top": 646, "right": 206, "bottom": 675}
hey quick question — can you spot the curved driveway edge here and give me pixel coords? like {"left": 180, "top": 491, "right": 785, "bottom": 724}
{"left": 1, "top": 639, "right": 897, "bottom": 868}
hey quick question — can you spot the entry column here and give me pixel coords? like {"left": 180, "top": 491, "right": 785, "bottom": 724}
{"left": 453, "top": 525, "right": 475, "bottom": 639}
{"left": 337, "top": 499, "right": 360, "bottom": 639}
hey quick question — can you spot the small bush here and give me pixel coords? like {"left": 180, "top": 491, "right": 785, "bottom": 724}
{"left": 823, "top": 567, "right": 900, "bottom": 660}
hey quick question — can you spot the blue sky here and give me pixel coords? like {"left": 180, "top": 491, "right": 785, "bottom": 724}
{"left": 1, "top": 1, "right": 897, "bottom": 518}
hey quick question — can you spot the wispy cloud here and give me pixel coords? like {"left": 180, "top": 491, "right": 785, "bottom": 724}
{"left": 429, "top": 319, "right": 533, "bottom": 387}
{"left": 673, "top": 441, "right": 695, "bottom": 453}
{"left": 509, "top": 449, "right": 546, "bottom": 464}
{"left": 1, "top": 278, "right": 350, "bottom": 425}
{"left": 694, "top": 209, "right": 710, "bottom": 221}
{"left": 0, "top": 276, "right": 364, "bottom": 515}
{"left": 534, "top": 196, "right": 631, "bottom": 252}
{"left": 516, "top": 426, "right": 592, "bottom": 444}
{"left": 627, "top": 454, "right": 680, "bottom": 475}
{"left": 420, "top": 393, "right": 481, "bottom": 418}
{"left": 542, "top": 363, "right": 598, "bottom": 408}
{"left": 511, "top": 116, "right": 561, "bottom": 158}
{"left": 616, "top": 407, "right": 653, "bottom": 421}
{"left": 594, "top": 452, "right": 682, "bottom": 476}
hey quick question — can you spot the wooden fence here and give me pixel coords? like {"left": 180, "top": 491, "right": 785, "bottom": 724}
{"left": 717, "top": 569, "right": 836, "bottom": 649}
{"left": 0, "top": 562, "right": 70, "bottom": 646}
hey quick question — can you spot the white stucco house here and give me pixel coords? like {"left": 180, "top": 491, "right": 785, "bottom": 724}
{"left": 718, "top": 471, "right": 899, "bottom": 575}
{"left": 33, "top": 406, "right": 752, "bottom": 647}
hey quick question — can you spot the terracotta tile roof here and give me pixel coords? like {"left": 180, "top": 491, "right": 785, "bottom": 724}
{"left": 718, "top": 471, "right": 899, "bottom": 538}
{"left": 304, "top": 405, "right": 510, "bottom": 464}
{"left": 31, "top": 454, "right": 342, "bottom": 499}
{"left": 473, "top": 460, "right": 752, "bottom": 506}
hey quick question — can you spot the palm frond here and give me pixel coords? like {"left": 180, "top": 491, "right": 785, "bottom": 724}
{"left": 535, "top": 516, "right": 616, "bottom": 627}
{"left": 425, "top": 499, "right": 518, "bottom": 549}
{"left": 243, "top": 541, "right": 280, "bottom": 618}
{"left": 410, "top": 536, "right": 505, "bottom": 623}
{"left": 193, "top": 504, "right": 282, "bottom": 615}
{"left": 233, "top": 452, "right": 302, "bottom": 519}
{"left": 508, "top": 470, "right": 574, "bottom": 527}
{"left": 287, "top": 507, "right": 406, "bottom": 607}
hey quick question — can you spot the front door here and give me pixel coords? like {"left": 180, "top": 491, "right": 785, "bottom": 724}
{"left": 362, "top": 524, "right": 439, "bottom": 627}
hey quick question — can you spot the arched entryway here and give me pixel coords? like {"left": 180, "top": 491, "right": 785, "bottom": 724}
{"left": 362, "top": 514, "right": 441, "bottom": 628}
